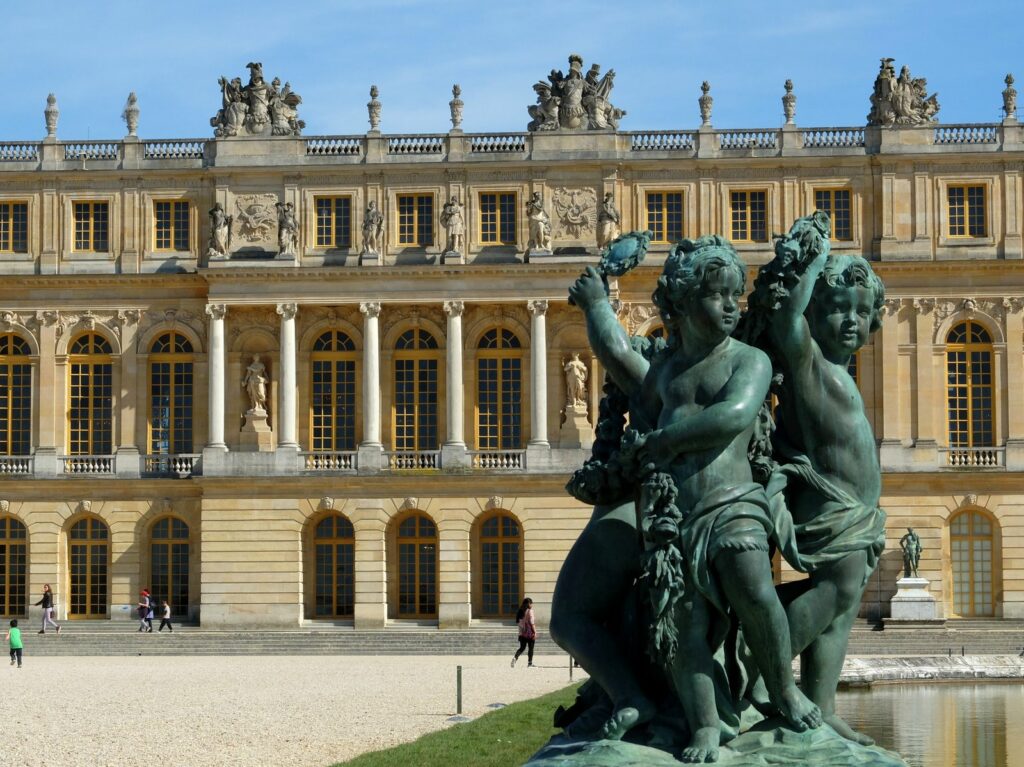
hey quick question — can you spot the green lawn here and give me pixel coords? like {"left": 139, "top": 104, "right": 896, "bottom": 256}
{"left": 335, "top": 683, "right": 581, "bottom": 767}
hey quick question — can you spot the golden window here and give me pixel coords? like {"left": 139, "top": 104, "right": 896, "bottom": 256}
{"left": 150, "top": 516, "right": 190, "bottom": 617}
{"left": 730, "top": 190, "right": 768, "bottom": 242}
{"left": 148, "top": 331, "right": 193, "bottom": 455}
{"left": 314, "top": 513, "right": 355, "bottom": 618}
{"left": 393, "top": 328, "right": 440, "bottom": 451}
{"left": 73, "top": 202, "right": 109, "bottom": 252}
{"left": 476, "top": 327, "right": 523, "bottom": 450}
{"left": 0, "top": 333, "right": 31, "bottom": 456}
{"left": 646, "top": 192, "right": 684, "bottom": 243}
{"left": 397, "top": 194, "right": 434, "bottom": 246}
{"left": 0, "top": 516, "right": 27, "bottom": 617}
{"left": 814, "top": 189, "right": 852, "bottom": 241}
{"left": 946, "top": 321, "right": 993, "bottom": 449}
{"left": 947, "top": 185, "right": 987, "bottom": 238}
{"left": 68, "top": 333, "right": 113, "bottom": 456}
{"left": 0, "top": 202, "right": 28, "bottom": 253}
{"left": 950, "top": 510, "right": 996, "bottom": 617}
{"left": 479, "top": 192, "right": 517, "bottom": 244}
{"left": 479, "top": 513, "right": 522, "bottom": 618}
{"left": 153, "top": 200, "right": 190, "bottom": 251}
{"left": 396, "top": 513, "right": 437, "bottom": 617}
{"left": 69, "top": 517, "right": 109, "bottom": 617}
{"left": 311, "top": 330, "right": 358, "bottom": 451}
{"left": 314, "top": 196, "right": 352, "bottom": 248}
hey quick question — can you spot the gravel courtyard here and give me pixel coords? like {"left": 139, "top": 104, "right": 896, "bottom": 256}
{"left": 0, "top": 653, "right": 584, "bottom": 767}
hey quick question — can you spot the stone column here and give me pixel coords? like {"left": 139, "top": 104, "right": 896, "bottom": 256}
{"left": 276, "top": 303, "right": 299, "bottom": 449}
{"left": 528, "top": 300, "right": 549, "bottom": 447}
{"left": 878, "top": 298, "right": 906, "bottom": 470}
{"left": 33, "top": 311, "right": 60, "bottom": 477}
{"left": 358, "top": 302, "right": 384, "bottom": 470}
{"left": 441, "top": 301, "right": 468, "bottom": 469}
{"left": 115, "top": 310, "right": 142, "bottom": 477}
{"left": 205, "top": 304, "right": 227, "bottom": 451}
{"left": 1004, "top": 299, "right": 1024, "bottom": 469}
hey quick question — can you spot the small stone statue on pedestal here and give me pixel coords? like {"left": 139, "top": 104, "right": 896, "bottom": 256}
{"left": 596, "top": 192, "right": 620, "bottom": 252}
{"left": 240, "top": 353, "right": 272, "bottom": 451}
{"left": 558, "top": 353, "right": 592, "bottom": 450}
{"left": 361, "top": 201, "right": 384, "bottom": 257}
{"left": 440, "top": 196, "right": 465, "bottom": 257}
{"left": 275, "top": 201, "right": 298, "bottom": 259}
{"left": 899, "top": 527, "right": 922, "bottom": 578}
{"left": 207, "top": 203, "right": 232, "bottom": 259}
{"left": 243, "top": 354, "right": 268, "bottom": 413}
{"left": 525, "top": 192, "right": 552, "bottom": 255}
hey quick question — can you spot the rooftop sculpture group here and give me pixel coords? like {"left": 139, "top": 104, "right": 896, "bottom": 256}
{"left": 867, "top": 58, "right": 940, "bottom": 126}
{"left": 528, "top": 54, "right": 626, "bottom": 132}
{"left": 211, "top": 62, "right": 305, "bottom": 137}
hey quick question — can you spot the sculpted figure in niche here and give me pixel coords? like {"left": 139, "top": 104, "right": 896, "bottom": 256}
{"left": 563, "top": 353, "right": 588, "bottom": 409}
{"left": 440, "top": 196, "right": 465, "bottom": 253}
{"left": 243, "top": 354, "right": 269, "bottom": 412}
{"left": 207, "top": 203, "right": 232, "bottom": 258}
{"left": 276, "top": 201, "right": 298, "bottom": 257}
{"left": 362, "top": 201, "right": 384, "bottom": 255}
{"left": 596, "top": 192, "right": 620, "bottom": 251}
{"left": 899, "top": 527, "right": 922, "bottom": 578}
{"left": 526, "top": 192, "right": 552, "bottom": 252}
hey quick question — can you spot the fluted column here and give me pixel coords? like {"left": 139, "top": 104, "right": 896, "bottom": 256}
{"left": 276, "top": 302, "right": 298, "bottom": 449}
{"left": 528, "top": 300, "right": 549, "bottom": 447}
{"left": 360, "top": 302, "right": 382, "bottom": 447}
{"left": 444, "top": 300, "right": 465, "bottom": 446}
{"left": 205, "top": 303, "right": 227, "bottom": 450}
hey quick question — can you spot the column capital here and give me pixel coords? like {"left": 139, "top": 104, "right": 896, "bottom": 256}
{"left": 912, "top": 297, "right": 935, "bottom": 315}
{"left": 527, "top": 299, "right": 549, "bottom": 316}
{"left": 205, "top": 303, "right": 227, "bottom": 320}
{"left": 276, "top": 302, "right": 298, "bottom": 321}
{"left": 443, "top": 300, "right": 465, "bottom": 317}
{"left": 360, "top": 301, "right": 382, "bottom": 318}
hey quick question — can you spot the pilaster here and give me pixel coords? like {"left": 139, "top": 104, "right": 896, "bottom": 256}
{"left": 358, "top": 302, "right": 384, "bottom": 471}
{"left": 527, "top": 300, "right": 549, "bottom": 449}
{"left": 276, "top": 302, "right": 299, "bottom": 449}
{"left": 441, "top": 300, "right": 468, "bottom": 469}
{"left": 204, "top": 304, "right": 227, "bottom": 451}
{"left": 1004, "top": 299, "right": 1024, "bottom": 469}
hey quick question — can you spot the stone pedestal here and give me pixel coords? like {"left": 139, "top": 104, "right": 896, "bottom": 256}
{"left": 360, "top": 250, "right": 381, "bottom": 266}
{"left": 524, "top": 248, "right": 553, "bottom": 263}
{"left": 559, "top": 404, "right": 594, "bottom": 450}
{"left": 441, "top": 249, "right": 464, "bottom": 265}
{"left": 888, "top": 576, "right": 941, "bottom": 622}
{"left": 239, "top": 409, "right": 274, "bottom": 452}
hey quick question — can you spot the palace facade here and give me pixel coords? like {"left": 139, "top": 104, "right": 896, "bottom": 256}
{"left": 0, "top": 66, "right": 1023, "bottom": 627}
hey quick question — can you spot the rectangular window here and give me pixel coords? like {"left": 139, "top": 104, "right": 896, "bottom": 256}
{"left": 314, "top": 196, "right": 352, "bottom": 248}
{"left": 397, "top": 194, "right": 434, "bottom": 246}
{"left": 814, "top": 189, "right": 853, "bottom": 241}
{"left": 69, "top": 362, "right": 113, "bottom": 454}
{"left": 0, "top": 202, "right": 28, "bottom": 253}
{"left": 73, "top": 202, "right": 109, "bottom": 252}
{"left": 153, "top": 201, "right": 190, "bottom": 251}
{"left": 646, "top": 192, "right": 684, "bottom": 243}
{"left": 730, "top": 191, "right": 768, "bottom": 242}
{"left": 479, "top": 192, "right": 517, "bottom": 244}
{"left": 948, "top": 185, "right": 987, "bottom": 237}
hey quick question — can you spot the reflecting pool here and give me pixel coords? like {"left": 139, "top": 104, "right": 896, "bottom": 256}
{"left": 836, "top": 683, "right": 1024, "bottom": 767}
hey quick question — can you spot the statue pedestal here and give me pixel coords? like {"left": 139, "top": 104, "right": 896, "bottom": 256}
{"left": 360, "top": 250, "right": 381, "bottom": 266}
{"left": 524, "top": 248, "right": 553, "bottom": 263}
{"left": 239, "top": 409, "right": 274, "bottom": 452}
{"left": 559, "top": 404, "right": 593, "bottom": 450}
{"left": 441, "top": 249, "right": 464, "bottom": 265}
{"left": 888, "top": 576, "right": 941, "bottom": 622}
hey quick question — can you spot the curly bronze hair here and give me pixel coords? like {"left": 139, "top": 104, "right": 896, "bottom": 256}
{"left": 813, "top": 254, "right": 886, "bottom": 333}
{"left": 651, "top": 235, "right": 746, "bottom": 330}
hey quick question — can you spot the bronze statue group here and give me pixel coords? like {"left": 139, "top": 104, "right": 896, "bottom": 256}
{"left": 549, "top": 213, "right": 890, "bottom": 763}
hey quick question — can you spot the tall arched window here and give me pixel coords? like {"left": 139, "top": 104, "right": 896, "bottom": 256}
{"left": 397, "top": 513, "right": 437, "bottom": 617}
{"left": 149, "top": 331, "right": 194, "bottom": 456}
{"left": 311, "top": 330, "right": 358, "bottom": 452}
{"left": 479, "top": 513, "right": 522, "bottom": 618}
{"left": 314, "top": 514, "right": 355, "bottom": 617}
{"left": 0, "top": 516, "right": 27, "bottom": 616}
{"left": 393, "top": 329, "right": 440, "bottom": 452}
{"left": 0, "top": 333, "right": 31, "bottom": 457}
{"left": 950, "top": 510, "right": 997, "bottom": 617}
{"left": 69, "top": 517, "right": 109, "bottom": 617}
{"left": 150, "top": 516, "right": 189, "bottom": 615}
{"left": 68, "top": 333, "right": 113, "bottom": 456}
{"left": 946, "top": 321, "right": 994, "bottom": 452}
{"left": 476, "top": 327, "right": 523, "bottom": 450}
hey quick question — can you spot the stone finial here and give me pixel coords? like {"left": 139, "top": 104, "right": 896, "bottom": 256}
{"left": 122, "top": 92, "right": 139, "bottom": 136}
{"left": 367, "top": 85, "right": 381, "bottom": 132}
{"left": 699, "top": 81, "right": 713, "bottom": 127}
{"left": 1003, "top": 74, "right": 1017, "bottom": 121}
{"left": 44, "top": 93, "right": 59, "bottom": 138}
{"left": 449, "top": 84, "right": 464, "bottom": 131}
{"left": 782, "top": 79, "right": 796, "bottom": 125}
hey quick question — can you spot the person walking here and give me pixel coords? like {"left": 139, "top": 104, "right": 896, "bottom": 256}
{"left": 138, "top": 590, "right": 154, "bottom": 633}
{"left": 158, "top": 600, "right": 173, "bottom": 632}
{"left": 7, "top": 619, "right": 23, "bottom": 667}
{"left": 511, "top": 598, "right": 537, "bottom": 668}
{"left": 34, "top": 584, "right": 61, "bottom": 635}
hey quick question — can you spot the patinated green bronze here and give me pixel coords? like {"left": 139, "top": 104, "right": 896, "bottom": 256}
{"left": 539, "top": 215, "right": 905, "bottom": 766}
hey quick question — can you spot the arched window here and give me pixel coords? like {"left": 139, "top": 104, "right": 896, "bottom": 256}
{"left": 397, "top": 513, "right": 437, "bottom": 617}
{"left": 150, "top": 516, "right": 189, "bottom": 615}
{"left": 69, "top": 517, "right": 109, "bottom": 617}
{"left": 0, "top": 516, "right": 27, "bottom": 616}
{"left": 479, "top": 513, "right": 522, "bottom": 618}
{"left": 393, "top": 329, "right": 440, "bottom": 452}
{"left": 0, "top": 333, "right": 31, "bottom": 456}
{"left": 476, "top": 327, "right": 523, "bottom": 450}
{"left": 68, "top": 333, "right": 113, "bottom": 456}
{"left": 149, "top": 331, "right": 194, "bottom": 456}
{"left": 311, "top": 330, "right": 358, "bottom": 452}
{"left": 314, "top": 514, "right": 355, "bottom": 617}
{"left": 946, "top": 321, "right": 994, "bottom": 451}
{"left": 950, "top": 510, "right": 997, "bottom": 617}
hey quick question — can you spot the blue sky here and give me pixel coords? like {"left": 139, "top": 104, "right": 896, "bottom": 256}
{"left": 3, "top": 1, "right": 1019, "bottom": 139}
